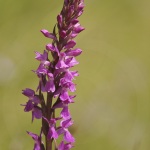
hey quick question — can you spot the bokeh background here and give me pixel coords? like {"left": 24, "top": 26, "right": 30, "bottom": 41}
{"left": 0, "top": 0, "right": 150, "bottom": 149}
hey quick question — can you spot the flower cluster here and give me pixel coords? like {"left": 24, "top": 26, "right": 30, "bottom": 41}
{"left": 22, "top": 0, "right": 84, "bottom": 149}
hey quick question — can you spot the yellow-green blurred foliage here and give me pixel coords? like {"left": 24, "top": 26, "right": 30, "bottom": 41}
{"left": 0, "top": 0, "right": 150, "bottom": 149}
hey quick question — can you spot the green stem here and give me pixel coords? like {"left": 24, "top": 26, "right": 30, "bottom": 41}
{"left": 45, "top": 92, "right": 53, "bottom": 150}
{"left": 46, "top": 138, "right": 52, "bottom": 150}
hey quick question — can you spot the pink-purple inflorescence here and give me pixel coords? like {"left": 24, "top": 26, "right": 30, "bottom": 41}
{"left": 22, "top": 0, "right": 84, "bottom": 150}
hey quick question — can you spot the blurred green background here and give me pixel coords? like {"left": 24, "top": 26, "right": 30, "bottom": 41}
{"left": 0, "top": 0, "right": 150, "bottom": 149}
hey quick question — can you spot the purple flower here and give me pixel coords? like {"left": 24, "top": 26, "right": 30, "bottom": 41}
{"left": 52, "top": 95, "right": 75, "bottom": 110}
{"left": 22, "top": 100, "right": 42, "bottom": 122}
{"left": 35, "top": 64, "right": 48, "bottom": 76}
{"left": 35, "top": 50, "right": 50, "bottom": 66}
{"left": 45, "top": 72, "right": 55, "bottom": 92}
{"left": 55, "top": 53, "right": 68, "bottom": 69}
{"left": 22, "top": 89, "right": 40, "bottom": 104}
{"left": 73, "top": 23, "right": 85, "bottom": 33}
{"left": 57, "top": 118, "right": 75, "bottom": 143}
{"left": 60, "top": 78, "right": 76, "bottom": 92}
{"left": 27, "top": 130, "right": 44, "bottom": 150}
{"left": 46, "top": 44, "right": 56, "bottom": 52}
{"left": 41, "top": 29, "right": 56, "bottom": 40}
{"left": 64, "top": 40, "right": 76, "bottom": 49}
{"left": 58, "top": 141, "right": 73, "bottom": 150}
{"left": 22, "top": 88, "right": 42, "bottom": 121}
{"left": 60, "top": 89, "right": 70, "bottom": 101}
{"left": 61, "top": 105, "right": 70, "bottom": 119}
{"left": 22, "top": 0, "right": 85, "bottom": 149}
{"left": 22, "top": 88, "right": 35, "bottom": 97}
{"left": 65, "top": 48, "right": 82, "bottom": 57}
{"left": 64, "top": 70, "right": 79, "bottom": 81}
{"left": 35, "top": 50, "right": 47, "bottom": 61}
{"left": 57, "top": 14, "right": 63, "bottom": 27}
{"left": 43, "top": 117, "right": 59, "bottom": 139}
{"left": 65, "top": 56, "right": 79, "bottom": 68}
{"left": 59, "top": 30, "right": 67, "bottom": 38}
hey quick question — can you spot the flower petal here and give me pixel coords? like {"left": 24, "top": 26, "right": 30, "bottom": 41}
{"left": 64, "top": 40, "right": 76, "bottom": 49}
{"left": 45, "top": 79, "right": 55, "bottom": 93}
{"left": 65, "top": 48, "right": 82, "bottom": 57}
{"left": 22, "top": 88, "right": 35, "bottom": 97}
{"left": 24, "top": 100, "right": 34, "bottom": 112}
{"left": 41, "top": 29, "right": 56, "bottom": 40}
{"left": 64, "top": 130, "right": 75, "bottom": 143}
{"left": 61, "top": 105, "right": 70, "bottom": 119}
{"left": 33, "top": 107, "right": 42, "bottom": 120}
